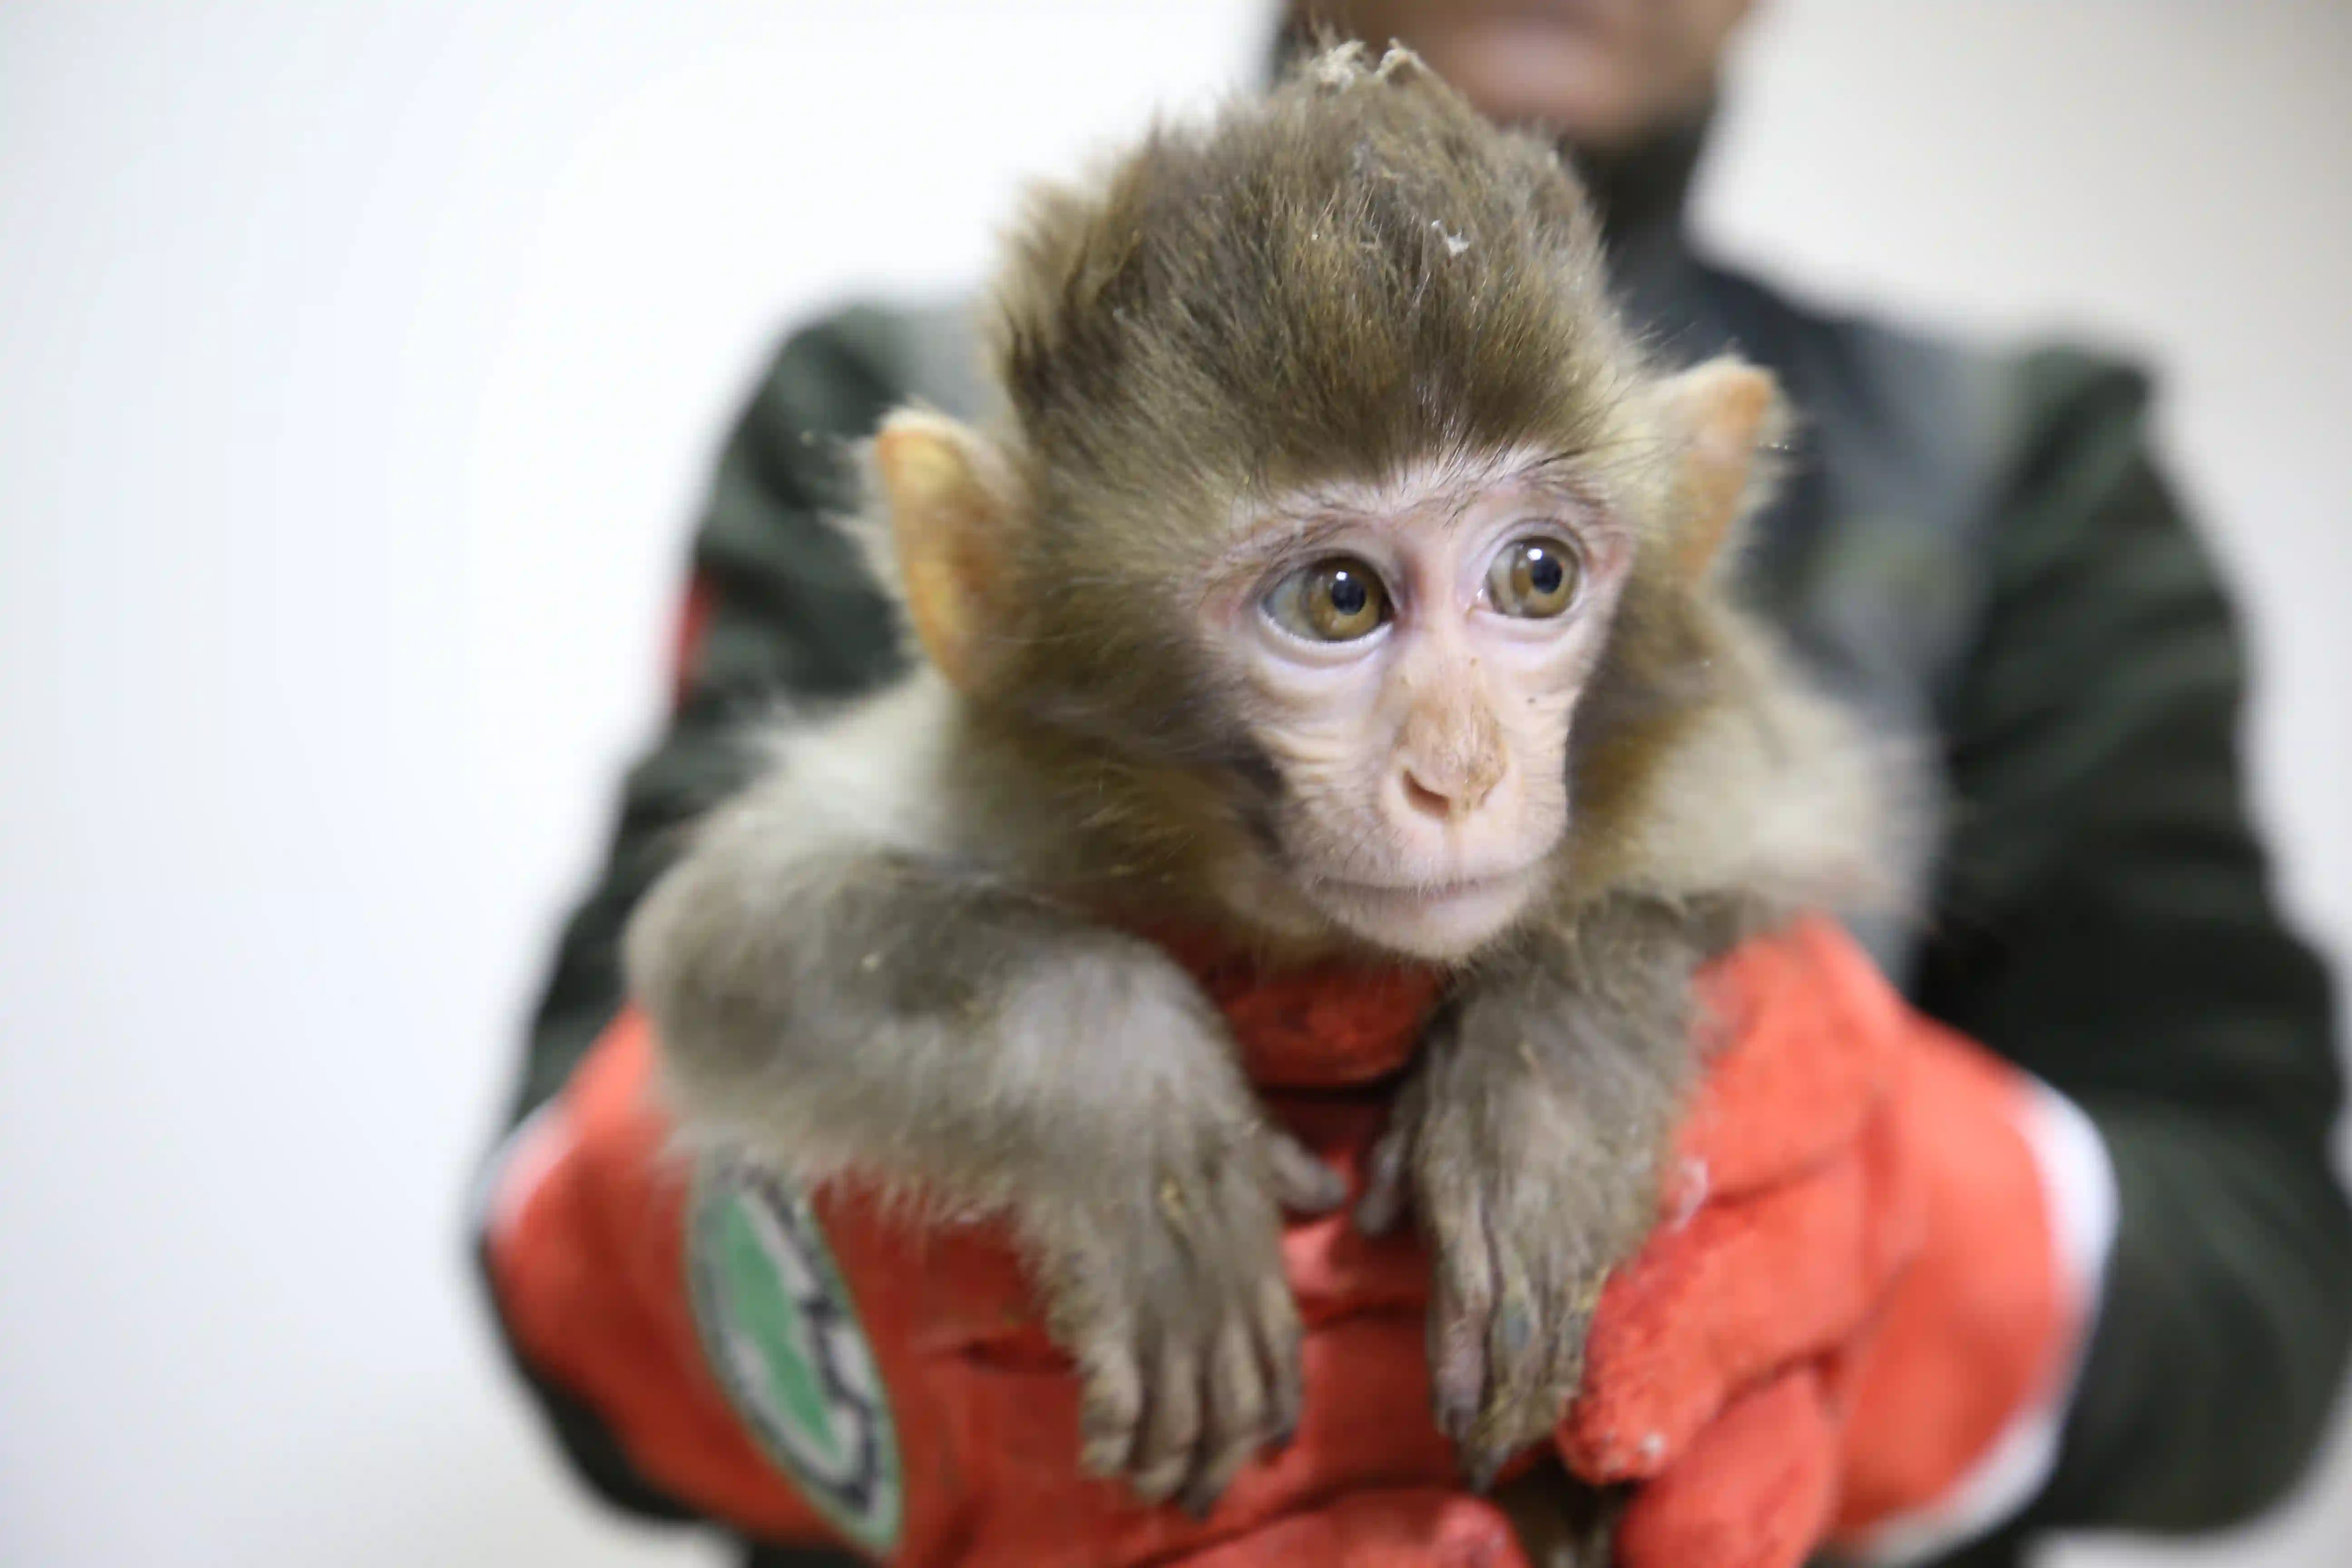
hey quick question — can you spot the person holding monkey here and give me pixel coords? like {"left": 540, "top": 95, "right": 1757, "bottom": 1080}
{"left": 476, "top": 7, "right": 2350, "bottom": 1568}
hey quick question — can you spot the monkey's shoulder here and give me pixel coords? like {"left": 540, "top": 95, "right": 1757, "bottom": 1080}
{"left": 732, "top": 672, "right": 967, "bottom": 852}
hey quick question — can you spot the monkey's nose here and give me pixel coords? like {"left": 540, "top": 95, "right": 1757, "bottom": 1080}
{"left": 1401, "top": 766, "right": 1498, "bottom": 821}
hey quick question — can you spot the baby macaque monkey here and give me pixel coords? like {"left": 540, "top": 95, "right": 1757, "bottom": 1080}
{"left": 628, "top": 41, "right": 1891, "bottom": 1523}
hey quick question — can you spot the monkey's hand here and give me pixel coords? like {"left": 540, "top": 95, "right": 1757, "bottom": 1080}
{"left": 1357, "top": 980, "right": 1680, "bottom": 1490}
{"left": 1016, "top": 993, "right": 1349, "bottom": 1516}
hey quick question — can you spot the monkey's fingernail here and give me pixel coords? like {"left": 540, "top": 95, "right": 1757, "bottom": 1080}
{"left": 1497, "top": 1303, "right": 1533, "bottom": 1360}
{"left": 1270, "top": 1415, "right": 1299, "bottom": 1453}
{"left": 1434, "top": 1337, "right": 1485, "bottom": 1436}
{"left": 1467, "top": 1450, "right": 1505, "bottom": 1494}
{"left": 1291, "top": 1171, "right": 1348, "bottom": 1215}
{"left": 1354, "top": 1132, "right": 1406, "bottom": 1233}
{"left": 1356, "top": 1182, "right": 1404, "bottom": 1235}
{"left": 1079, "top": 1427, "right": 1129, "bottom": 1479}
{"left": 1268, "top": 1376, "right": 1303, "bottom": 1441}
{"left": 1268, "top": 1136, "right": 1350, "bottom": 1215}
{"left": 1181, "top": 1484, "right": 1218, "bottom": 1521}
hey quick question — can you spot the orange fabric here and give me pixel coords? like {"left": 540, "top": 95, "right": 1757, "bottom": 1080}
{"left": 1561, "top": 921, "right": 2076, "bottom": 1567}
{"left": 1612, "top": 1367, "right": 1839, "bottom": 1568}
{"left": 1832, "top": 1019, "right": 2072, "bottom": 1536}
{"left": 486, "top": 920, "right": 2070, "bottom": 1567}
{"left": 1134, "top": 926, "right": 1446, "bottom": 1089}
{"left": 489, "top": 1010, "right": 846, "bottom": 1543}
{"left": 1177, "top": 1494, "right": 1531, "bottom": 1568}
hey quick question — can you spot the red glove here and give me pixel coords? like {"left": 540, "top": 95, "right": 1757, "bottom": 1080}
{"left": 483, "top": 919, "right": 2105, "bottom": 1568}
{"left": 1558, "top": 919, "right": 2113, "bottom": 1568}
{"left": 484, "top": 1000, "right": 1548, "bottom": 1568}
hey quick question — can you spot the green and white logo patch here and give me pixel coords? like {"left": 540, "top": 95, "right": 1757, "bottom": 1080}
{"left": 687, "top": 1155, "right": 902, "bottom": 1553}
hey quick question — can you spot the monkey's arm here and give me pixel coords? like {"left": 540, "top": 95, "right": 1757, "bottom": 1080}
{"left": 625, "top": 756, "right": 1343, "bottom": 1513}
{"left": 1912, "top": 348, "right": 2349, "bottom": 1541}
{"left": 624, "top": 779, "right": 1291, "bottom": 1221}
{"left": 1358, "top": 897, "right": 1714, "bottom": 1483}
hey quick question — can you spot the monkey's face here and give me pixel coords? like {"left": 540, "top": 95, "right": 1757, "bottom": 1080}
{"left": 1198, "top": 451, "right": 1637, "bottom": 961}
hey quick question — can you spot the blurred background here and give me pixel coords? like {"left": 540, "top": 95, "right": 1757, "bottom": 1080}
{"left": 1, "top": 3, "right": 2345, "bottom": 1565}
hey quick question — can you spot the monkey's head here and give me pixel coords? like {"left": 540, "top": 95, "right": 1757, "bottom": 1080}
{"left": 864, "top": 44, "right": 1783, "bottom": 963}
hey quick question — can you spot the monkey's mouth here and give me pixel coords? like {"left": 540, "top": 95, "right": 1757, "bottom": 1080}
{"left": 1309, "top": 866, "right": 1545, "bottom": 959}
{"left": 1324, "top": 870, "right": 1529, "bottom": 899}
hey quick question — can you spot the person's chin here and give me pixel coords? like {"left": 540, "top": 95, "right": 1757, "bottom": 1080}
{"left": 1434, "top": 21, "right": 1635, "bottom": 138}
{"left": 1315, "top": 867, "right": 1544, "bottom": 961}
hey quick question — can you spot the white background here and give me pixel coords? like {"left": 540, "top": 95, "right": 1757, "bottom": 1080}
{"left": 1, "top": 3, "right": 2345, "bottom": 1566}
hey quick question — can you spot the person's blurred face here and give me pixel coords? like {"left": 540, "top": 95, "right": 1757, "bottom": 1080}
{"left": 1295, "top": 0, "right": 1757, "bottom": 149}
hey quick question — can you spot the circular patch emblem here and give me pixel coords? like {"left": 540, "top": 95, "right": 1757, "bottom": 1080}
{"left": 687, "top": 1155, "right": 902, "bottom": 1553}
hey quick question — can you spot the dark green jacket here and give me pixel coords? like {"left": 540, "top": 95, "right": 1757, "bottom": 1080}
{"left": 485, "top": 142, "right": 2349, "bottom": 1568}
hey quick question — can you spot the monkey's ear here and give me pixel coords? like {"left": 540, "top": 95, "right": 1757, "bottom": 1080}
{"left": 870, "top": 410, "right": 1020, "bottom": 693}
{"left": 1659, "top": 358, "right": 1788, "bottom": 580}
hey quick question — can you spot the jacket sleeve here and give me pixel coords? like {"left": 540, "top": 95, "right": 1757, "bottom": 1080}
{"left": 476, "top": 304, "right": 915, "bottom": 1540}
{"left": 1909, "top": 348, "right": 2352, "bottom": 1546}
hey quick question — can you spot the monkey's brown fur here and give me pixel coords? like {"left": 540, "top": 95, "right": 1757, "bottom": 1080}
{"left": 963, "top": 42, "right": 1644, "bottom": 867}
{"left": 627, "top": 41, "right": 1896, "bottom": 1550}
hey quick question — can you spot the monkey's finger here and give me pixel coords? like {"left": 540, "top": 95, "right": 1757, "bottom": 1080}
{"left": 1463, "top": 1441, "right": 1512, "bottom": 1498}
{"left": 1474, "top": 1279, "right": 1551, "bottom": 1480}
{"left": 1470, "top": 1244, "right": 1547, "bottom": 1459}
{"left": 1430, "top": 1227, "right": 1496, "bottom": 1447}
{"left": 1128, "top": 1327, "right": 1205, "bottom": 1506}
{"left": 1253, "top": 1272, "right": 1308, "bottom": 1448}
{"left": 1264, "top": 1130, "right": 1349, "bottom": 1215}
{"left": 1531, "top": 1331, "right": 1591, "bottom": 1455}
{"left": 1182, "top": 1318, "right": 1270, "bottom": 1518}
{"left": 1545, "top": 1290, "right": 1597, "bottom": 1423}
{"left": 1468, "top": 1347, "right": 1574, "bottom": 1489}
{"left": 1076, "top": 1325, "right": 1147, "bottom": 1480}
{"left": 1433, "top": 1327, "right": 1491, "bottom": 1458}
{"left": 1353, "top": 1128, "right": 1411, "bottom": 1235}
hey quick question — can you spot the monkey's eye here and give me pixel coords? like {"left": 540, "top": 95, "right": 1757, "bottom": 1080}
{"left": 1264, "top": 556, "right": 1392, "bottom": 642}
{"left": 1486, "top": 538, "right": 1582, "bottom": 618}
